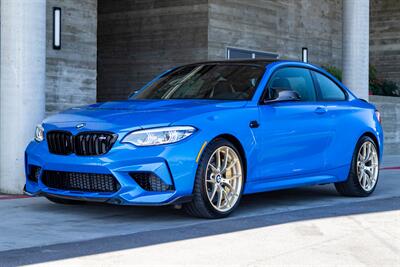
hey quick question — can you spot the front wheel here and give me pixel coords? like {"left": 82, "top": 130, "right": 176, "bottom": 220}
{"left": 184, "top": 139, "right": 244, "bottom": 218}
{"left": 335, "top": 136, "right": 380, "bottom": 197}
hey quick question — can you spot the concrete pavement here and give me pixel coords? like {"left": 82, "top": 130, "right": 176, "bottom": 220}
{"left": 0, "top": 155, "right": 399, "bottom": 266}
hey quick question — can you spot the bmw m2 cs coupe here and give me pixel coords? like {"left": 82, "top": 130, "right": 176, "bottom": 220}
{"left": 24, "top": 60, "right": 383, "bottom": 218}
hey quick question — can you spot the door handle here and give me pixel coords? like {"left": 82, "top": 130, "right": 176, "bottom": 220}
{"left": 314, "top": 106, "right": 328, "bottom": 114}
{"left": 249, "top": 120, "right": 260, "bottom": 128}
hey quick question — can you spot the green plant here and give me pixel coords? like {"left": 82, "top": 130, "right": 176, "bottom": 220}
{"left": 381, "top": 80, "right": 399, "bottom": 96}
{"left": 369, "top": 65, "right": 399, "bottom": 96}
{"left": 369, "top": 65, "right": 382, "bottom": 95}
{"left": 324, "top": 64, "right": 400, "bottom": 97}
{"left": 323, "top": 65, "right": 342, "bottom": 81}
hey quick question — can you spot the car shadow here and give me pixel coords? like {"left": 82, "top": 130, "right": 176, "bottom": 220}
{"left": 1, "top": 183, "right": 399, "bottom": 265}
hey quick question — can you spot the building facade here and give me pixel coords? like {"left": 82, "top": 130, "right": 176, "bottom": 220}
{"left": 98, "top": 0, "right": 343, "bottom": 101}
{"left": 45, "top": 0, "right": 97, "bottom": 114}
{"left": 370, "top": 0, "right": 400, "bottom": 86}
{"left": 0, "top": 0, "right": 398, "bottom": 193}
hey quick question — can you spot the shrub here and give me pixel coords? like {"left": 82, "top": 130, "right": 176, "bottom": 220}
{"left": 323, "top": 65, "right": 342, "bottom": 81}
{"left": 323, "top": 65, "right": 400, "bottom": 97}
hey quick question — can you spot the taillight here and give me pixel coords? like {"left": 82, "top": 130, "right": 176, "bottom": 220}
{"left": 375, "top": 110, "right": 382, "bottom": 123}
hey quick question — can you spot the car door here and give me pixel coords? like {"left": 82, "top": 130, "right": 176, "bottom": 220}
{"left": 255, "top": 67, "right": 334, "bottom": 181}
{"left": 311, "top": 70, "right": 354, "bottom": 170}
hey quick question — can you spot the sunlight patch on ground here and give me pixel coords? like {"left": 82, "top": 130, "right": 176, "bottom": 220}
{"left": 25, "top": 209, "right": 400, "bottom": 267}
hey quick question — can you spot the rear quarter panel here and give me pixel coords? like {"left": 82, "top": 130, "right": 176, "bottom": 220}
{"left": 324, "top": 99, "right": 383, "bottom": 179}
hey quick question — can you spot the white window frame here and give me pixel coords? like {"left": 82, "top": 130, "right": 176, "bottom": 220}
{"left": 226, "top": 47, "right": 279, "bottom": 60}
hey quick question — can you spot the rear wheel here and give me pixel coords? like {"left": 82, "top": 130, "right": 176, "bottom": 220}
{"left": 184, "top": 139, "right": 244, "bottom": 218}
{"left": 46, "top": 196, "right": 86, "bottom": 205}
{"left": 335, "top": 136, "right": 379, "bottom": 197}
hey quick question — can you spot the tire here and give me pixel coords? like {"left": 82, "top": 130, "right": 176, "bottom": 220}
{"left": 46, "top": 195, "right": 86, "bottom": 205}
{"left": 335, "top": 136, "right": 380, "bottom": 197}
{"left": 184, "top": 138, "right": 245, "bottom": 219}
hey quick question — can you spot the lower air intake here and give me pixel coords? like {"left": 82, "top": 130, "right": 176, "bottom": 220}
{"left": 28, "top": 165, "right": 41, "bottom": 183}
{"left": 130, "top": 172, "right": 174, "bottom": 192}
{"left": 42, "top": 170, "right": 120, "bottom": 193}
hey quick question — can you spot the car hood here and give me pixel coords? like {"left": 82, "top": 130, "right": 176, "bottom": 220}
{"left": 44, "top": 99, "right": 248, "bottom": 131}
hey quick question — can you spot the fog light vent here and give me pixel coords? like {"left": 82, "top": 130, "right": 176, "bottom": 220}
{"left": 28, "top": 165, "right": 41, "bottom": 183}
{"left": 129, "top": 172, "right": 174, "bottom": 192}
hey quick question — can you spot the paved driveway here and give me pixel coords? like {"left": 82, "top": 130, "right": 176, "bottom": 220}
{"left": 0, "top": 155, "right": 399, "bottom": 266}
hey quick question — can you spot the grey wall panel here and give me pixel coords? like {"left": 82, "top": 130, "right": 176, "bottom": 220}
{"left": 97, "top": 0, "right": 209, "bottom": 101}
{"left": 208, "top": 0, "right": 342, "bottom": 67}
{"left": 46, "top": 0, "right": 97, "bottom": 114}
{"left": 370, "top": 0, "right": 400, "bottom": 87}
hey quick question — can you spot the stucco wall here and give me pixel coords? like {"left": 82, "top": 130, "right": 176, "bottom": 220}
{"left": 97, "top": 0, "right": 209, "bottom": 101}
{"left": 208, "top": 0, "right": 342, "bottom": 67}
{"left": 370, "top": 96, "right": 400, "bottom": 155}
{"left": 46, "top": 0, "right": 97, "bottom": 114}
{"left": 370, "top": 0, "right": 400, "bottom": 87}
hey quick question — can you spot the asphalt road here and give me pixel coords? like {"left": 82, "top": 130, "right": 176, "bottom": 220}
{"left": 0, "top": 155, "right": 399, "bottom": 266}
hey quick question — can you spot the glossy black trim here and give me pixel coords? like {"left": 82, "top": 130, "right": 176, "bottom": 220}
{"left": 46, "top": 130, "right": 118, "bottom": 156}
{"left": 23, "top": 185, "right": 193, "bottom": 206}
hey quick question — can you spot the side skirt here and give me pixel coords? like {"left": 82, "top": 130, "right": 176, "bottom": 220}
{"left": 243, "top": 165, "right": 351, "bottom": 195}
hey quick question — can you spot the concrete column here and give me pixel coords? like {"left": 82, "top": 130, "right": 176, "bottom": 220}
{"left": 0, "top": 0, "right": 46, "bottom": 193}
{"left": 342, "top": 0, "right": 370, "bottom": 100}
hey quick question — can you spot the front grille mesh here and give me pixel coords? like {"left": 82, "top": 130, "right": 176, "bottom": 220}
{"left": 130, "top": 172, "right": 175, "bottom": 192}
{"left": 46, "top": 131, "right": 117, "bottom": 156}
{"left": 42, "top": 170, "right": 120, "bottom": 193}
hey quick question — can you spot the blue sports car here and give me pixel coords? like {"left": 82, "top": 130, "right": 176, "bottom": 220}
{"left": 24, "top": 60, "right": 383, "bottom": 218}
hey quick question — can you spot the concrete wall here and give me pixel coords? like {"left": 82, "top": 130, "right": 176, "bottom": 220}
{"left": 370, "top": 1, "right": 400, "bottom": 155}
{"left": 46, "top": 0, "right": 97, "bottom": 114}
{"left": 370, "top": 0, "right": 400, "bottom": 86}
{"left": 97, "top": 0, "right": 342, "bottom": 101}
{"left": 97, "top": 0, "right": 209, "bottom": 101}
{"left": 208, "top": 0, "right": 342, "bottom": 67}
{"left": 370, "top": 96, "right": 400, "bottom": 155}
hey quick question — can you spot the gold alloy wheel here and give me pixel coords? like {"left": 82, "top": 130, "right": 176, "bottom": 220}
{"left": 205, "top": 146, "right": 243, "bottom": 212}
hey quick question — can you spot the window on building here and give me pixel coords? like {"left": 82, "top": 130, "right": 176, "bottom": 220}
{"left": 313, "top": 72, "right": 346, "bottom": 101}
{"left": 226, "top": 47, "right": 279, "bottom": 60}
{"left": 268, "top": 67, "right": 317, "bottom": 101}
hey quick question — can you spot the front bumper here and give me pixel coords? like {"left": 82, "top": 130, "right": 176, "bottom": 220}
{"left": 24, "top": 134, "right": 205, "bottom": 205}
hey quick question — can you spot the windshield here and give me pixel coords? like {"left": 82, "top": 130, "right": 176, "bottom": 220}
{"left": 132, "top": 64, "right": 264, "bottom": 100}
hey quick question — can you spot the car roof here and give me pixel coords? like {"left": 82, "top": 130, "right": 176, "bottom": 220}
{"left": 183, "top": 58, "right": 278, "bottom": 68}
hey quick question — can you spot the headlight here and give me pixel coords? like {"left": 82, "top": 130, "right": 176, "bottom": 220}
{"left": 35, "top": 124, "right": 44, "bottom": 142}
{"left": 122, "top": 126, "right": 196, "bottom": 146}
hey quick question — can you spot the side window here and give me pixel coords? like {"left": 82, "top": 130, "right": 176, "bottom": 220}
{"left": 268, "top": 67, "right": 316, "bottom": 101}
{"left": 314, "top": 72, "right": 346, "bottom": 101}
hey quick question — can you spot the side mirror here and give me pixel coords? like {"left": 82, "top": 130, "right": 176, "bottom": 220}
{"left": 264, "top": 88, "right": 301, "bottom": 103}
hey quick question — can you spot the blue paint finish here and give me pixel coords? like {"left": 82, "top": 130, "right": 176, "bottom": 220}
{"left": 25, "top": 61, "right": 384, "bottom": 205}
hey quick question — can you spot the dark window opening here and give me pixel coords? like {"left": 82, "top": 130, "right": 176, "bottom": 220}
{"left": 314, "top": 72, "right": 346, "bottom": 101}
{"left": 268, "top": 67, "right": 317, "bottom": 102}
{"left": 133, "top": 64, "right": 265, "bottom": 101}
